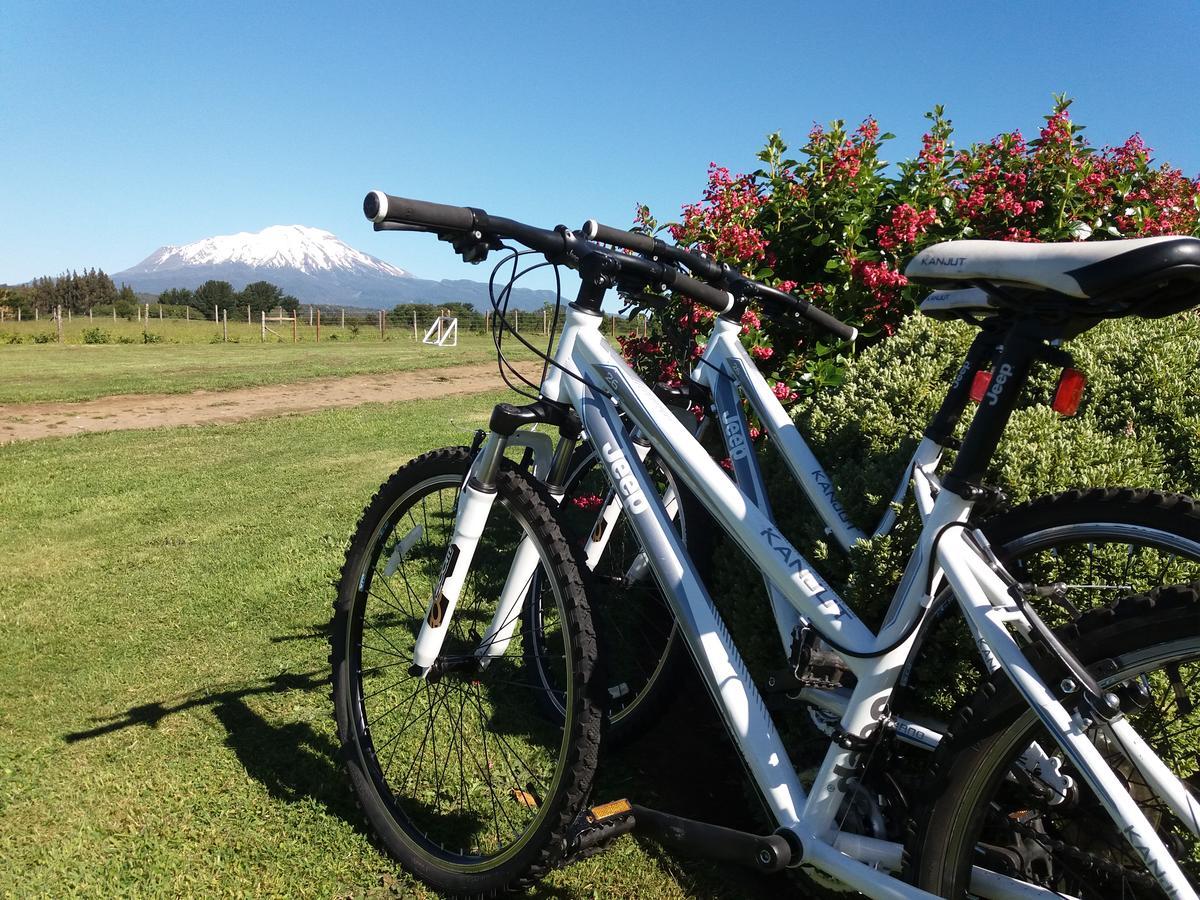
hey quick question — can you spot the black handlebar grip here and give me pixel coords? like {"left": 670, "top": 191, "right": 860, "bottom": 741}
{"left": 798, "top": 301, "right": 858, "bottom": 342}
{"left": 582, "top": 219, "right": 657, "bottom": 255}
{"left": 363, "top": 191, "right": 476, "bottom": 232}
{"left": 749, "top": 282, "right": 857, "bottom": 341}
{"left": 667, "top": 271, "right": 735, "bottom": 314}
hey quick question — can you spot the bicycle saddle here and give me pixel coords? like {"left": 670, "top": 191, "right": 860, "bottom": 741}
{"left": 918, "top": 287, "right": 997, "bottom": 320}
{"left": 906, "top": 236, "right": 1200, "bottom": 317}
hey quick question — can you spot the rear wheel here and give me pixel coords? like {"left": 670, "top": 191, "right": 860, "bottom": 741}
{"left": 330, "top": 448, "right": 601, "bottom": 897}
{"left": 909, "top": 584, "right": 1200, "bottom": 898}
{"left": 899, "top": 489, "right": 1200, "bottom": 718}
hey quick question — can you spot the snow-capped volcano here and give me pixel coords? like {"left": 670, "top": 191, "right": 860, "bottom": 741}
{"left": 130, "top": 225, "right": 408, "bottom": 278}
{"left": 113, "top": 224, "right": 556, "bottom": 310}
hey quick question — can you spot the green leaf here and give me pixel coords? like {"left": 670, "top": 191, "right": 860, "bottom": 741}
{"left": 824, "top": 257, "right": 842, "bottom": 272}
{"left": 811, "top": 234, "right": 830, "bottom": 246}
{"left": 880, "top": 132, "right": 896, "bottom": 141}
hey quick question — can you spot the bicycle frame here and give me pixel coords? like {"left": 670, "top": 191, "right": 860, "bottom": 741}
{"left": 419, "top": 303, "right": 1197, "bottom": 899}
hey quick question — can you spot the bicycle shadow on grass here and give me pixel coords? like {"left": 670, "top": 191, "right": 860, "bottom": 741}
{"left": 63, "top": 669, "right": 329, "bottom": 743}
{"left": 62, "top": 667, "right": 367, "bottom": 831}
{"left": 210, "top": 697, "right": 364, "bottom": 824}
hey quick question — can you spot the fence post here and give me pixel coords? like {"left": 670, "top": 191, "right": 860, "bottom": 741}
{"left": 68, "top": 308, "right": 72, "bottom": 321}
{"left": 514, "top": 310, "right": 519, "bottom": 332}
{"left": 186, "top": 306, "right": 190, "bottom": 321}
{"left": 56, "top": 305, "right": 63, "bottom": 342}
{"left": 315, "top": 308, "right": 320, "bottom": 342}
{"left": 309, "top": 305, "right": 313, "bottom": 326}
{"left": 247, "top": 305, "right": 251, "bottom": 324}
{"left": 261, "top": 311, "right": 266, "bottom": 342}
{"left": 158, "top": 304, "right": 163, "bottom": 321}
{"left": 378, "top": 309, "right": 384, "bottom": 339}
{"left": 223, "top": 308, "right": 228, "bottom": 343}
{"left": 292, "top": 312, "right": 297, "bottom": 343}
{"left": 35, "top": 307, "right": 39, "bottom": 320}
{"left": 89, "top": 308, "right": 93, "bottom": 321}
{"left": 145, "top": 304, "right": 150, "bottom": 331}
{"left": 340, "top": 307, "right": 345, "bottom": 328}
{"left": 413, "top": 310, "right": 418, "bottom": 341}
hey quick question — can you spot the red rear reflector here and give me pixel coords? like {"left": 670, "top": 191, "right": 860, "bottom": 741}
{"left": 969, "top": 370, "right": 992, "bottom": 403}
{"left": 1052, "top": 368, "right": 1086, "bottom": 416}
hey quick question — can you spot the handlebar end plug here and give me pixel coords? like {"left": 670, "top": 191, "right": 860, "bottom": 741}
{"left": 364, "top": 190, "right": 388, "bottom": 223}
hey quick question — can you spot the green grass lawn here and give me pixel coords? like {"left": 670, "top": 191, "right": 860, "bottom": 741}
{"left": 0, "top": 334, "right": 537, "bottom": 404}
{"left": 0, "top": 394, "right": 775, "bottom": 898}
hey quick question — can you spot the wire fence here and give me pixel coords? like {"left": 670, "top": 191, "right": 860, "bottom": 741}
{"left": 0, "top": 303, "right": 650, "bottom": 345}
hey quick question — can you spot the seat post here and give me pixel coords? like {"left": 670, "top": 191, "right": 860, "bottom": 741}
{"left": 941, "top": 318, "right": 1055, "bottom": 499}
{"left": 922, "top": 320, "right": 1006, "bottom": 448}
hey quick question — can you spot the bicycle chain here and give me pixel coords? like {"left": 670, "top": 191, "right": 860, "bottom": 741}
{"left": 1006, "top": 815, "right": 1162, "bottom": 892}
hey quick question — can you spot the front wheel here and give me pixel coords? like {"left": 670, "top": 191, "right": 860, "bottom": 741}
{"left": 330, "top": 448, "right": 602, "bottom": 897}
{"left": 526, "top": 444, "right": 709, "bottom": 743}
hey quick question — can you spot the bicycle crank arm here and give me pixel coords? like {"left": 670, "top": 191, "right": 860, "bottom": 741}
{"left": 566, "top": 799, "right": 793, "bottom": 873}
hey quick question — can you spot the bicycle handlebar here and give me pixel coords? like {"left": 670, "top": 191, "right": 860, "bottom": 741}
{"left": 364, "top": 190, "right": 734, "bottom": 314}
{"left": 582, "top": 220, "right": 857, "bottom": 342}
{"left": 584, "top": 219, "right": 657, "bottom": 256}
{"left": 365, "top": 190, "right": 475, "bottom": 232}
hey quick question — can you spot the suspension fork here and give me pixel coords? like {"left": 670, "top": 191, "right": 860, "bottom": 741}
{"left": 475, "top": 426, "right": 666, "bottom": 666}
{"left": 409, "top": 429, "right": 507, "bottom": 671}
{"left": 475, "top": 414, "right": 696, "bottom": 665}
{"left": 409, "top": 399, "right": 581, "bottom": 674}
{"left": 474, "top": 429, "right": 579, "bottom": 666}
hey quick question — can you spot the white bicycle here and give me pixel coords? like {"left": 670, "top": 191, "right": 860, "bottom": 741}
{"left": 332, "top": 190, "right": 1200, "bottom": 898}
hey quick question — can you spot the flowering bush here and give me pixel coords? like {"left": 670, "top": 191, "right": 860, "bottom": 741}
{"left": 622, "top": 96, "right": 1200, "bottom": 401}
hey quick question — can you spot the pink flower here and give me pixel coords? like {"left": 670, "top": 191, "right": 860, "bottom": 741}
{"left": 751, "top": 345, "right": 774, "bottom": 362}
{"left": 877, "top": 204, "right": 937, "bottom": 250}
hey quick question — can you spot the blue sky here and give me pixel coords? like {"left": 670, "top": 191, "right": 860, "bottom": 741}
{"left": 2, "top": 1, "right": 1198, "bottom": 288}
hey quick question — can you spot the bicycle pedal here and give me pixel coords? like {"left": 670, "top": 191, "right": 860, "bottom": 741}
{"left": 781, "top": 625, "right": 854, "bottom": 693}
{"left": 564, "top": 798, "right": 635, "bottom": 861}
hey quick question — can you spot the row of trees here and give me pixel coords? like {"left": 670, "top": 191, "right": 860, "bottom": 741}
{"left": 158, "top": 280, "right": 300, "bottom": 315}
{"left": 1, "top": 269, "right": 139, "bottom": 315}
{"left": 0, "top": 273, "right": 306, "bottom": 319}
{"left": 390, "top": 301, "right": 478, "bottom": 320}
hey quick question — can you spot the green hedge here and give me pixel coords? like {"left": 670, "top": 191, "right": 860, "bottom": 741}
{"left": 703, "top": 310, "right": 1200, "bottom": 718}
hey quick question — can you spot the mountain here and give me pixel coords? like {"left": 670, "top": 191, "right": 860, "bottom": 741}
{"left": 112, "top": 225, "right": 559, "bottom": 311}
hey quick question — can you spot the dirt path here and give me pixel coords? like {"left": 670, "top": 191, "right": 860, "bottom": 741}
{"left": 0, "top": 361, "right": 542, "bottom": 444}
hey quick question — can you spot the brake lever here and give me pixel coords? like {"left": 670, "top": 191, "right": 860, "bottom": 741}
{"left": 373, "top": 222, "right": 435, "bottom": 233}
{"left": 436, "top": 230, "right": 501, "bottom": 265}
{"left": 374, "top": 221, "right": 495, "bottom": 264}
